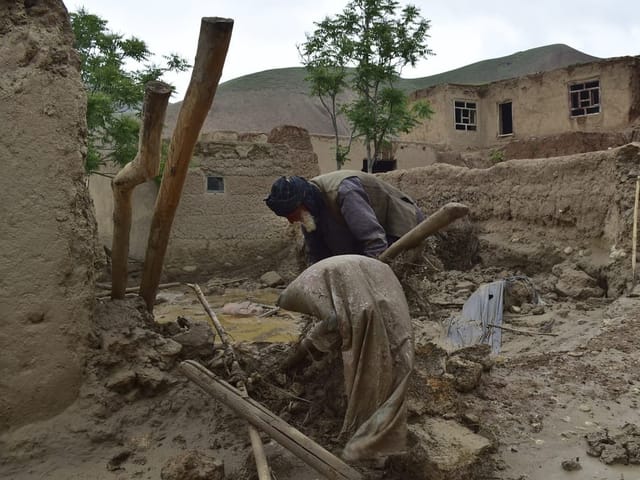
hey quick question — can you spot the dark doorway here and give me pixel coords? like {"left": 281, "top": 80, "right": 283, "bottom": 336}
{"left": 499, "top": 102, "right": 513, "bottom": 135}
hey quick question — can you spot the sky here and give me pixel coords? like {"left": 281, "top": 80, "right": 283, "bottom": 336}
{"left": 64, "top": 0, "right": 639, "bottom": 102}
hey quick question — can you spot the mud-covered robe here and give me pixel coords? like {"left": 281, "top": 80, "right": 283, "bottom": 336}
{"left": 278, "top": 255, "right": 414, "bottom": 460}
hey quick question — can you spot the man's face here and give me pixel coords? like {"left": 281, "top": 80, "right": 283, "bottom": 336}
{"left": 286, "top": 205, "right": 316, "bottom": 232}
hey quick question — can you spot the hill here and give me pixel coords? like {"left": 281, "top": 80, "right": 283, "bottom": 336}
{"left": 164, "top": 44, "right": 601, "bottom": 137}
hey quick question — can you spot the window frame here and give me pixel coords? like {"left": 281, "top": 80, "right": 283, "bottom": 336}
{"left": 205, "top": 175, "right": 225, "bottom": 194}
{"left": 454, "top": 100, "right": 478, "bottom": 131}
{"left": 569, "top": 79, "right": 601, "bottom": 118}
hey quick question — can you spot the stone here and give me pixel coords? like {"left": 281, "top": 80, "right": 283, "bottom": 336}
{"left": 561, "top": 458, "right": 581, "bottom": 471}
{"left": 161, "top": 450, "right": 224, "bottom": 480}
{"left": 399, "top": 418, "right": 492, "bottom": 480}
{"left": 551, "top": 263, "right": 604, "bottom": 299}
{"left": 445, "top": 356, "right": 483, "bottom": 392}
{"left": 155, "top": 338, "right": 183, "bottom": 357}
{"left": 171, "top": 321, "right": 216, "bottom": 358}
{"left": 260, "top": 270, "right": 284, "bottom": 287}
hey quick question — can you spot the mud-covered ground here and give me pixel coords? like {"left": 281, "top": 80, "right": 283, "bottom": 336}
{"left": 1, "top": 227, "right": 639, "bottom": 480}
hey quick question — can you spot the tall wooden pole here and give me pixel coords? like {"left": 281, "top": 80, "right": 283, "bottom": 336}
{"left": 139, "top": 18, "right": 233, "bottom": 311}
{"left": 111, "top": 81, "right": 172, "bottom": 299}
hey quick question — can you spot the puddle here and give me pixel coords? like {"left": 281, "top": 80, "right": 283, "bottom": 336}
{"left": 154, "top": 286, "right": 303, "bottom": 343}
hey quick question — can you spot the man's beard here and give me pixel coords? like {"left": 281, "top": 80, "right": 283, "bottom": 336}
{"left": 299, "top": 210, "right": 317, "bottom": 232}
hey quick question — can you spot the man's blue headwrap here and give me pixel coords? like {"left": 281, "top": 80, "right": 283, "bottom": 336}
{"left": 265, "top": 175, "right": 323, "bottom": 217}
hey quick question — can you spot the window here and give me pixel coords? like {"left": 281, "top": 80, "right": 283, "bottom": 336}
{"left": 361, "top": 159, "right": 397, "bottom": 173}
{"left": 454, "top": 101, "right": 477, "bottom": 131}
{"left": 569, "top": 80, "right": 600, "bottom": 117}
{"left": 206, "top": 176, "right": 224, "bottom": 193}
{"left": 498, "top": 101, "right": 513, "bottom": 135}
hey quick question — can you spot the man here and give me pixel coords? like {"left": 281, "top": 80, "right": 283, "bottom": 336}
{"left": 277, "top": 254, "right": 414, "bottom": 462}
{"left": 265, "top": 170, "right": 424, "bottom": 263}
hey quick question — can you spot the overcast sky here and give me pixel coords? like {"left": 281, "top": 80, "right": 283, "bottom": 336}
{"left": 64, "top": 0, "right": 639, "bottom": 101}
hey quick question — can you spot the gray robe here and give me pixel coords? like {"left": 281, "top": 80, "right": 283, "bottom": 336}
{"left": 278, "top": 255, "right": 414, "bottom": 461}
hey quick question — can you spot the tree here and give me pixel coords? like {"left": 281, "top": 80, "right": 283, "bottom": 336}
{"left": 300, "top": 0, "right": 434, "bottom": 172}
{"left": 70, "top": 8, "right": 189, "bottom": 174}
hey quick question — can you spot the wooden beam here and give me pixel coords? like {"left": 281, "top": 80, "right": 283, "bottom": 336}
{"left": 180, "top": 360, "right": 363, "bottom": 480}
{"left": 379, "top": 202, "right": 470, "bottom": 263}
{"left": 138, "top": 18, "right": 233, "bottom": 311}
{"left": 110, "top": 81, "right": 172, "bottom": 299}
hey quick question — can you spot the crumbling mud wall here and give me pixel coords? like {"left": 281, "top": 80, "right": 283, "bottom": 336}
{"left": 0, "top": 0, "right": 97, "bottom": 431}
{"left": 383, "top": 144, "right": 640, "bottom": 251}
{"left": 165, "top": 126, "right": 319, "bottom": 278}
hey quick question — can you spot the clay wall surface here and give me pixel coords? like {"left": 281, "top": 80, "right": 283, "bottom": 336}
{"left": 89, "top": 169, "right": 157, "bottom": 261}
{"left": 310, "top": 134, "right": 439, "bottom": 174}
{"left": 165, "top": 128, "right": 319, "bottom": 277}
{"left": 380, "top": 143, "right": 640, "bottom": 248}
{"left": 0, "top": 1, "right": 97, "bottom": 431}
{"left": 405, "top": 57, "right": 640, "bottom": 151}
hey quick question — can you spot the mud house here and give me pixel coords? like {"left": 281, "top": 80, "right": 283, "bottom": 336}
{"left": 403, "top": 56, "right": 640, "bottom": 156}
{"left": 90, "top": 127, "right": 318, "bottom": 277}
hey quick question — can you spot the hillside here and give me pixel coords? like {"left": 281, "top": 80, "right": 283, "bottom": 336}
{"left": 164, "top": 44, "right": 601, "bottom": 137}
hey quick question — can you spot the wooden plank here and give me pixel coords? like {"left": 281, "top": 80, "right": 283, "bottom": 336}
{"left": 180, "top": 360, "right": 363, "bottom": 480}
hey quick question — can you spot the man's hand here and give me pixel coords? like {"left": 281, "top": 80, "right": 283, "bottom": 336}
{"left": 281, "top": 338, "right": 322, "bottom": 371}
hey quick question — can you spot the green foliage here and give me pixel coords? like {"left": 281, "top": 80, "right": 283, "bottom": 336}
{"left": 300, "top": 0, "right": 434, "bottom": 171}
{"left": 70, "top": 8, "right": 189, "bottom": 174}
{"left": 489, "top": 149, "right": 505, "bottom": 163}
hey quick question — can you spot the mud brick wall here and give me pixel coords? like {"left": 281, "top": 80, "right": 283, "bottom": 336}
{"left": 0, "top": 0, "right": 97, "bottom": 431}
{"left": 166, "top": 134, "right": 319, "bottom": 277}
{"left": 382, "top": 143, "right": 640, "bottom": 247}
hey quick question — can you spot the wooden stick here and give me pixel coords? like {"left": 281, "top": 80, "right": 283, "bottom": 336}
{"left": 180, "top": 360, "right": 363, "bottom": 480}
{"left": 111, "top": 81, "right": 172, "bottom": 299}
{"left": 187, "top": 283, "right": 229, "bottom": 345}
{"left": 186, "top": 283, "right": 270, "bottom": 480}
{"left": 139, "top": 18, "right": 233, "bottom": 312}
{"left": 378, "top": 202, "right": 470, "bottom": 263}
{"left": 487, "top": 323, "right": 558, "bottom": 337}
{"left": 632, "top": 175, "right": 640, "bottom": 288}
{"left": 97, "top": 282, "right": 181, "bottom": 293}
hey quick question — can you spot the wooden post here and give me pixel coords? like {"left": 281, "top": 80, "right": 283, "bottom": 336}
{"left": 187, "top": 283, "right": 270, "bottom": 479}
{"left": 139, "top": 17, "right": 233, "bottom": 311}
{"left": 378, "top": 202, "right": 470, "bottom": 263}
{"left": 180, "top": 360, "right": 363, "bottom": 480}
{"left": 632, "top": 176, "right": 640, "bottom": 288}
{"left": 111, "top": 81, "right": 172, "bottom": 299}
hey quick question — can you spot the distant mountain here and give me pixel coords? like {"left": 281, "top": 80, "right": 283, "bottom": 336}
{"left": 164, "top": 44, "right": 601, "bottom": 137}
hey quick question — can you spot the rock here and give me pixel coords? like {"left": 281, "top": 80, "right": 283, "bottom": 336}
{"left": 399, "top": 418, "right": 492, "bottom": 480}
{"left": 600, "top": 444, "right": 628, "bottom": 465}
{"left": 564, "top": 246, "right": 574, "bottom": 255}
{"left": 260, "top": 270, "right": 284, "bottom": 287}
{"left": 171, "top": 321, "right": 215, "bottom": 357}
{"left": 561, "top": 458, "right": 581, "bottom": 471}
{"left": 445, "top": 356, "right": 483, "bottom": 392}
{"left": 161, "top": 450, "right": 224, "bottom": 480}
{"left": 155, "top": 338, "right": 183, "bottom": 357}
{"left": 531, "top": 304, "right": 545, "bottom": 315}
{"left": 551, "top": 263, "right": 604, "bottom": 299}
